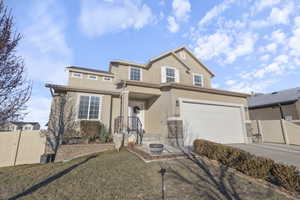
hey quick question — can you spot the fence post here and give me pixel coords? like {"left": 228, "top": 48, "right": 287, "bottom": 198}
{"left": 257, "top": 120, "right": 264, "bottom": 143}
{"left": 280, "top": 119, "right": 290, "bottom": 145}
{"left": 13, "top": 130, "right": 23, "bottom": 166}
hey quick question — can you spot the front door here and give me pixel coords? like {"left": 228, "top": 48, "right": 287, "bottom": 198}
{"left": 128, "top": 101, "right": 145, "bottom": 128}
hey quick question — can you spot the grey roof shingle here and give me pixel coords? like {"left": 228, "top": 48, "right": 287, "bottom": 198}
{"left": 248, "top": 87, "right": 300, "bottom": 108}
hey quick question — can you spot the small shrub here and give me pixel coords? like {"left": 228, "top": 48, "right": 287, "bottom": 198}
{"left": 99, "top": 125, "right": 111, "bottom": 143}
{"left": 80, "top": 120, "right": 102, "bottom": 142}
{"left": 193, "top": 139, "right": 300, "bottom": 194}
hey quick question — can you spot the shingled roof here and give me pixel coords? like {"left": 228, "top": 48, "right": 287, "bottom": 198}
{"left": 248, "top": 87, "right": 300, "bottom": 108}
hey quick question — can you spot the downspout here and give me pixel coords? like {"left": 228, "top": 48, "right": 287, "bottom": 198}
{"left": 278, "top": 103, "right": 284, "bottom": 119}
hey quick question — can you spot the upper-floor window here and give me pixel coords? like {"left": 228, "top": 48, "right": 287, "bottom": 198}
{"left": 88, "top": 75, "right": 97, "bottom": 80}
{"left": 72, "top": 72, "right": 82, "bottom": 78}
{"left": 161, "top": 66, "right": 179, "bottom": 83}
{"left": 193, "top": 73, "right": 203, "bottom": 87}
{"left": 78, "top": 95, "right": 102, "bottom": 120}
{"left": 129, "top": 67, "right": 141, "bottom": 81}
{"left": 103, "top": 76, "right": 112, "bottom": 81}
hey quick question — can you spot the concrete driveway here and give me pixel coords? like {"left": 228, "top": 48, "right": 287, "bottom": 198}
{"left": 228, "top": 143, "right": 300, "bottom": 169}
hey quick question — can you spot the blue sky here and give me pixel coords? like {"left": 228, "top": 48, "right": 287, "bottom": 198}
{"left": 7, "top": 0, "right": 300, "bottom": 127}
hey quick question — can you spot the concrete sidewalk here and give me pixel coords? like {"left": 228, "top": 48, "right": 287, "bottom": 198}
{"left": 228, "top": 143, "right": 300, "bottom": 169}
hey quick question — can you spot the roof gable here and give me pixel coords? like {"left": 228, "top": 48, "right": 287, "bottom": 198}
{"left": 146, "top": 46, "right": 215, "bottom": 77}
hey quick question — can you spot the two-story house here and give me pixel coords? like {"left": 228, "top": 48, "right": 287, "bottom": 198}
{"left": 46, "top": 46, "right": 250, "bottom": 146}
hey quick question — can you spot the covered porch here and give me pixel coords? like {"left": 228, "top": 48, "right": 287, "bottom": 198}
{"left": 114, "top": 88, "right": 162, "bottom": 144}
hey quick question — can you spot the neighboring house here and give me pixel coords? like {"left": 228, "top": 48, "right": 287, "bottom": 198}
{"left": 0, "top": 122, "right": 40, "bottom": 132}
{"left": 46, "top": 46, "right": 250, "bottom": 145}
{"left": 248, "top": 87, "right": 300, "bottom": 121}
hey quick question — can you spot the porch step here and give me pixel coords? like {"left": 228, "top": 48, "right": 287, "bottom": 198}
{"left": 142, "top": 134, "right": 163, "bottom": 145}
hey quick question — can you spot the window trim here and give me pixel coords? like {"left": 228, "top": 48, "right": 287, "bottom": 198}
{"left": 76, "top": 93, "right": 103, "bottom": 121}
{"left": 193, "top": 73, "right": 204, "bottom": 87}
{"left": 162, "top": 66, "right": 179, "bottom": 83}
{"left": 102, "top": 76, "right": 112, "bottom": 81}
{"left": 72, "top": 72, "right": 82, "bottom": 79}
{"left": 87, "top": 74, "right": 98, "bottom": 80}
{"left": 129, "top": 66, "right": 142, "bottom": 81}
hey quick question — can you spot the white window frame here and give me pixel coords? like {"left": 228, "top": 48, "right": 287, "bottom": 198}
{"left": 193, "top": 73, "right": 204, "bottom": 87}
{"left": 129, "top": 66, "right": 142, "bottom": 81}
{"left": 87, "top": 74, "right": 97, "bottom": 80}
{"left": 76, "top": 93, "right": 103, "bottom": 121}
{"left": 161, "top": 66, "right": 179, "bottom": 83}
{"left": 102, "top": 76, "right": 112, "bottom": 81}
{"left": 72, "top": 72, "right": 82, "bottom": 78}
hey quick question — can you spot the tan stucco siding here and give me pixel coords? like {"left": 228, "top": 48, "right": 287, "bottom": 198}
{"left": 296, "top": 100, "right": 300, "bottom": 119}
{"left": 111, "top": 97, "right": 121, "bottom": 133}
{"left": 144, "top": 91, "right": 172, "bottom": 136}
{"left": 68, "top": 72, "right": 116, "bottom": 91}
{"left": 174, "top": 49, "right": 212, "bottom": 87}
{"left": 110, "top": 54, "right": 212, "bottom": 88}
{"left": 249, "top": 103, "right": 299, "bottom": 120}
{"left": 170, "top": 88, "right": 248, "bottom": 118}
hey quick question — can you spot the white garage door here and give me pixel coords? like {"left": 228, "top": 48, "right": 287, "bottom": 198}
{"left": 181, "top": 100, "right": 245, "bottom": 146}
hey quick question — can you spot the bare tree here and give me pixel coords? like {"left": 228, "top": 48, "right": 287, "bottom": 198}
{"left": 47, "top": 92, "right": 77, "bottom": 160}
{"left": 0, "top": 0, "right": 31, "bottom": 125}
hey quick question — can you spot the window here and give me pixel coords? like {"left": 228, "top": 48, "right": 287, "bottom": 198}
{"left": 166, "top": 68, "right": 175, "bottom": 82}
{"left": 129, "top": 67, "right": 141, "bottom": 81}
{"left": 193, "top": 74, "right": 203, "bottom": 86}
{"left": 88, "top": 75, "right": 97, "bottom": 80}
{"left": 72, "top": 73, "right": 82, "bottom": 78}
{"left": 78, "top": 95, "right": 101, "bottom": 120}
{"left": 103, "top": 76, "right": 112, "bottom": 81}
{"left": 161, "top": 67, "right": 179, "bottom": 83}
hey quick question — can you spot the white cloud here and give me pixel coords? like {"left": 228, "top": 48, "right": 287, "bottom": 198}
{"left": 199, "top": 0, "right": 236, "bottom": 25}
{"left": 19, "top": 1, "right": 71, "bottom": 84}
{"left": 193, "top": 31, "right": 232, "bottom": 60}
{"left": 225, "top": 33, "right": 257, "bottom": 63}
{"left": 212, "top": 83, "right": 220, "bottom": 88}
{"left": 79, "top": 0, "right": 154, "bottom": 37}
{"left": 172, "top": 0, "right": 191, "bottom": 21}
{"left": 289, "top": 16, "right": 300, "bottom": 55}
{"left": 265, "top": 43, "right": 277, "bottom": 53}
{"left": 167, "top": 16, "right": 179, "bottom": 33}
{"left": 16, "top": 0, "right": 72, "bottom": 127}
{"left": 260, "top": 54, "right": 270, "bottom": 61}
{"left": 270, "top": 29, "right": 286, "bottom": 44}
{"left": 167, "top": 0, "right": 191, "bottom": 33}
{"left": 269, "top": 2, "right": 294, "bottom": 25}
{"left": 25, "top": 96, "right": 52, "bottom": 129}
{"left": 254, "top": 0, "right": 281, "bottom": 12}
{"left": 226, "top": 80, "right": 236, "bottom": 85}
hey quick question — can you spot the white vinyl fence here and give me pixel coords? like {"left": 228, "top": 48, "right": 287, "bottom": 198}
{"left": 0, "top": 130, "right": 46, "bottom": 167}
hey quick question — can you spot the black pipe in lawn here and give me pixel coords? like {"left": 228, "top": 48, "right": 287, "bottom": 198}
{"left": 159, "top": 167, "right": 166, "bottom": 200}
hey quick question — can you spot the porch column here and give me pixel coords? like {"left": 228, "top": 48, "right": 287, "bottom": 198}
{"left": 121, "top": 90, "right": 129, "bottom": 133}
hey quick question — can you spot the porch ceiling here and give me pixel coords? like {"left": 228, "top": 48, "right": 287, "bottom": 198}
{"left": 129, "top": 91, "right": 160, "bottom": 100}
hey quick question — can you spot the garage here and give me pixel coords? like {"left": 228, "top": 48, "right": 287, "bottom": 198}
{"left": 181, "top": 99, "right": 246, "bottom": 146}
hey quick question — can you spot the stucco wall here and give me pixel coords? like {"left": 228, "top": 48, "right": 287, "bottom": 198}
{"left": 249, "top": 103, "right": 299, "bottom": 120}
{"left": 260, "top": 120, "right": 285, "bottom": 144}
{"left": 284, "top": 120, "right": 300, "bottom": 145}
{"left": 144, "top": 90, "right": 172, "bottom": 137}
{"left": 170, "top": 88, "right": 249, "bottom": 119}
{"left": 110, "top": 53, "right": 212, "bottom": 88}
{"left": 68, "top": 71, "right": 116, "bottom": 91}
{"left": 0, "top": 130, "right": 46, "bottom": 167}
